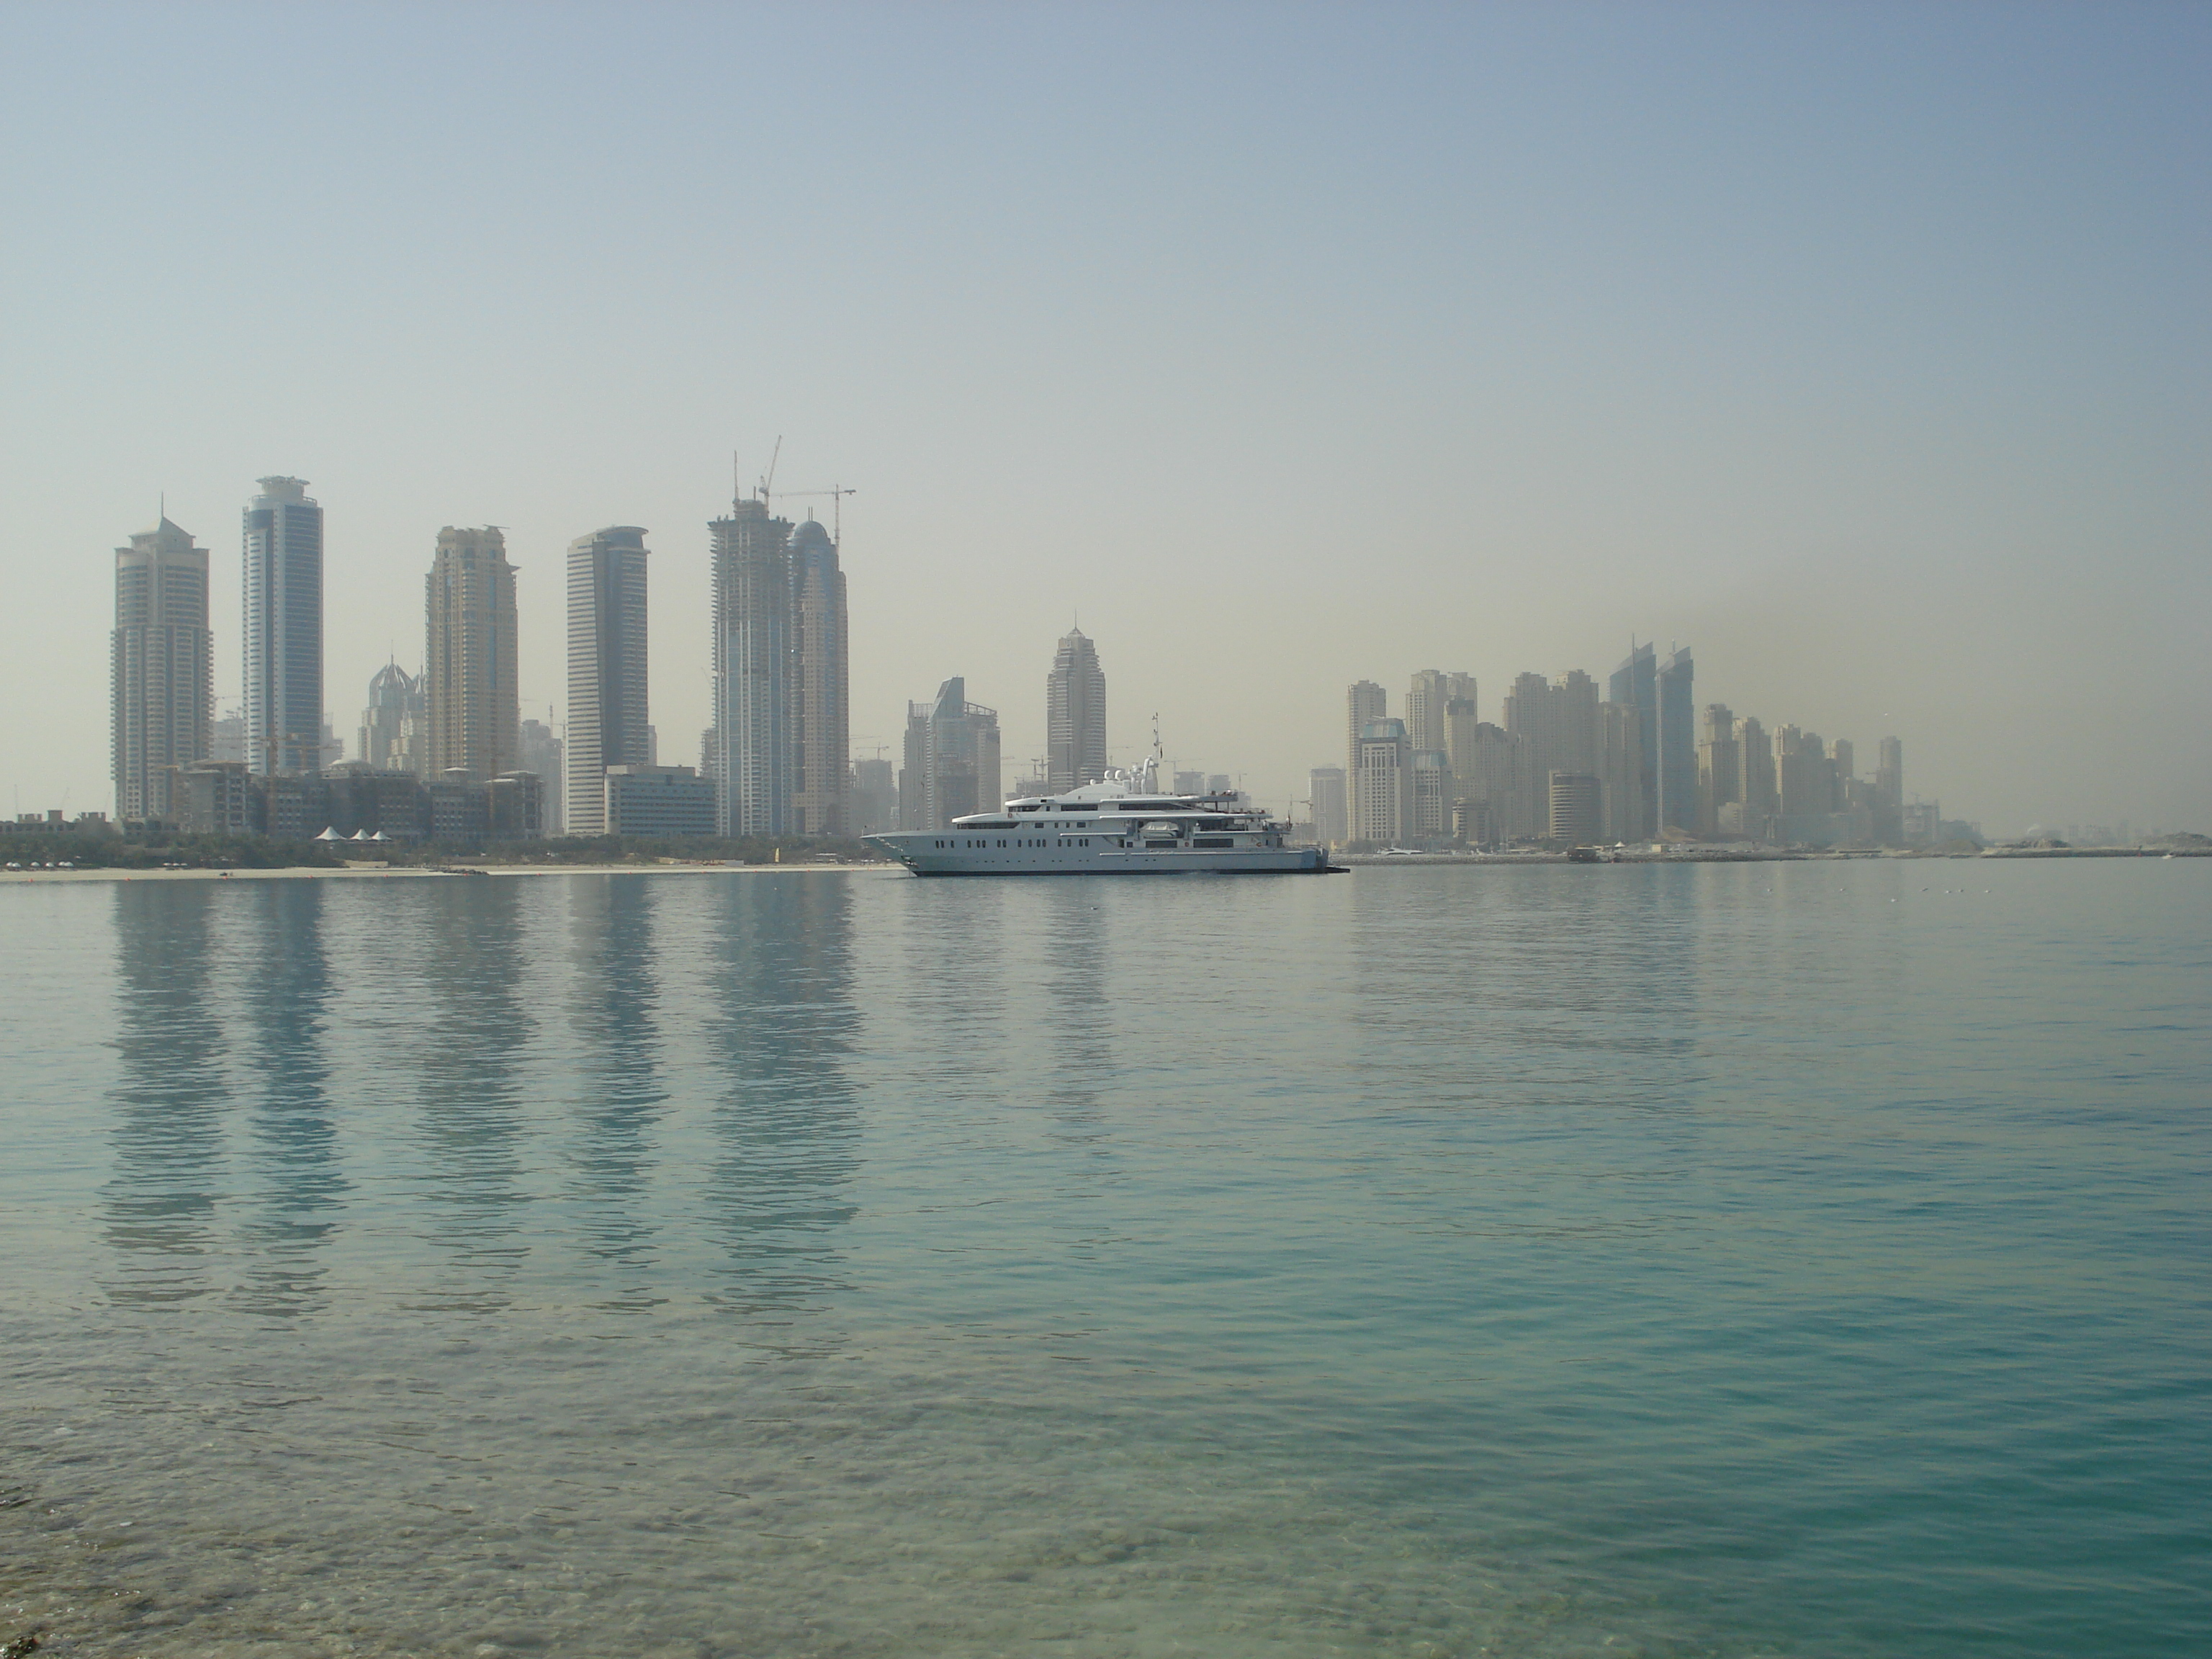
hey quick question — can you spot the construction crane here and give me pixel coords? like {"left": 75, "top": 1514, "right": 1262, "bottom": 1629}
{"left": 766, "top": 485, "right": 858, "bottom": 540}
{"left": 734, "top": 438, "right": 858, "bottom": 535}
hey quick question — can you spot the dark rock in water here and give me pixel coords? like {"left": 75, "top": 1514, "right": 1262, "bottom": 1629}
{"left": 1, "top": 1630, "right": 44, "bottom": 1658}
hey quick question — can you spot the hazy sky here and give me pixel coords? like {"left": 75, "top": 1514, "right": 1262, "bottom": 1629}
{"left": 4, "top": 1, "right": 2206, "bottom": 834}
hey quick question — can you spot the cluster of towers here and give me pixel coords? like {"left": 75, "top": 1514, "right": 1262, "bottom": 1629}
{"left": 1316, "top": 644, "right": 1908, "bottom": 850}
{"left": 887, "top": 626, "right": 1110, "bottom": 833}
{"left": 107, "top": 477, "right": 850, "bottom": 843}
{"left": 111, "top": 479, "right": 329, "bottom": 824}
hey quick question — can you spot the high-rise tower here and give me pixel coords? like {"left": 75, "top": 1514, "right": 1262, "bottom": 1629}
{"left": 900, "top": 676, "right": 1001, "bottom": 830}
{"left": 425, "top": 526, "right": 520, "bottom": 778}
{"left": 1655, "top": 647, "right": 1696, "bottom": 835}
{"left": 1344, "top": 677, "right": 1380, "bottom": 783}
{"left": 791, "top": 518, "right": 849, "bottom": 837}
{"left": 1352, "top": 718, "right": 1411, "bottom": 845}
{"left": 359, "top": 662, "right": 426, "bottom": 775}
{"left": 112, "top": 513, "right": 212, "bottom": 821}
{"left": 242, "top": 477, "right": 323, "bottom": 775}
{"left": 1607, "top": 642, "right": 1658, "bottom": 839}
{"left": 1873, "top": 737, "right": 1905, "bottom": 845}
{"left": 566, "top": 526, "right": 651, "bottom": 836}
{"left": 1046, "top": 626, "right": 1107, "bottom": 793}
{"left": 710, "top": 499, "right": 796, "bottom": 836}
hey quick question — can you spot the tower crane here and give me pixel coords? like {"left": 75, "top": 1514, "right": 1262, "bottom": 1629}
{"left": 765, "top": 485, "right": 857, "bottom": 539}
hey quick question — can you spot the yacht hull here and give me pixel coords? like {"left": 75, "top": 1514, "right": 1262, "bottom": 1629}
{"left": 865, "top": 834, "right": 1332, "bottom": 876}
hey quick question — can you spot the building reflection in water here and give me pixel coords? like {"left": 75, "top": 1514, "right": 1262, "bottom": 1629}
{"left": 700, "top": 875, "right": 860, "bottom": 1322}
{"left": 101, "top": 884, "right": 233, "bottom": 1307}
{"left": 561, "top": 876, "right": 669, "bottom": 1310}
{"left": 1034, "top": 881, "right": 1123, "bottom": 1251}
{"left": 406, "top": 880, "right": 534, "bottom": 1312}
{"left": 226, "top": 881, "right": 350, "bottom": 1318}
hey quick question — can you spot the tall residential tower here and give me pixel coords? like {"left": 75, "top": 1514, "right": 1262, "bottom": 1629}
{"left": 565, "top": 526, "right": 651, "bottom": 836}
{"left": 242, "top": 477, "right": 323, "bottom": 774}
{"left": 111, "top": 513, "right": 212, "bottom": 821}
{"left": 709, "top": 497, "right": 853, "bottom": 838}
{"left": 1606, "top": 642, "right": 1658, "bottom": 839}
{"left": 1046, "top": 626, "right": 1107, "bottom": 793}
{"left": 1655, "top": 647, "right": 1696, "bottom": 835}
{"left": 711, "top": 499, "right": 795, "bottom": 836}
{"left": 425, "top": 526, "right": 520, "bottom": 778}
{"left": 359, "top": 662, "right": 426, "bottom": 775}
{"left": 900, "top": 677, "right": 1001, "bottom": 830}
{"left": 790, "top": 518, "right": 849, "bottom": 837}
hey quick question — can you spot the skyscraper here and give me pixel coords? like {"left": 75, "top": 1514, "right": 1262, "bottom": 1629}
{"left": 1697, "top": 703, "right": 1737, "bottom": 837}
{"left": 1551, "top": 671, "right": 1599, "bottom": 775}
{"left": 791, "top": 518, "right": 849, "bottom": 837}
{"left": 112, "top": 513, "right": 212, "bottom": 822}
{"left": 1607, "top": 642, "right": 1657, "bottom": 839}
{"left": 1411, "top": 750, "right": 1451, "bottom": 840}
{"left": 1655, "top": 647, "right": 1696, "bottom": 836}
{"left": 519, "top": 716, "right": 565, "bottom": 835}
{"left": 899, "top": 677, "right": 1001, "bottom": 830}
{"left": 1873, "top": 737, "right": 1905, "bottom": 845}
{"left": 711, "top": 499, "right": 794, "bottom": 836}
{"left": 1457, "top": 721, "right": 1519, "bottom": 845}
{"left": 1308, "top": 766, "right": 1349, "bottom": 848}
{"left": 1346, "top": 680, "right": 1387, "bottom": 835}
{"left": 1046, "top": 626, "right": 1108, "bottom": 793}
{"left": 242, "top": 476, "right": 323, "bottom": 775}
{"left": 1443, "top": 694, "right": 1480, "bottom": 799}
{"left": 1598, "top": 701, "right": 1644, "bottom": 842}
{"left": 359, "top": 662, "right": 426, "bottom": 775}
{"left": 1501, "top": 673, "right": 1551, "bottom": 838}
{"left": 1352, "top": 718, "right": 1411, "bottom": 845}
{"left": 850, "top": 757, "right": 896, "bottom": 835}
{"left": 1406, "top": 670, "right": 1471, "bottom": 755}
{"left": 1773, "top": 725, "right": 1833, "bottom": 822}
{"left": 565, "top": 526, "right": 651, "bottom": 837}
{"left": 1732, "top": 715, "right": 1776, "bottom": 837}
{"left": 424, "top": 526, "right": 520, "bottom": 778}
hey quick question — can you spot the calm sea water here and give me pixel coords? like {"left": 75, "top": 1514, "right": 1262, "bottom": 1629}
{"left": 1, "top": 861, "right": 2206, "bottom": 1658}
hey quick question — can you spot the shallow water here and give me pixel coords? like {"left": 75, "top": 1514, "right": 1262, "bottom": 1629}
{"left": 2, "top": 862, "right": 2207, "bottom": 1656}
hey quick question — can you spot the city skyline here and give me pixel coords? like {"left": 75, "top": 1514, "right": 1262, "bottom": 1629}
{"left": 41, "top": 453, "right": 2203, "bottom": 841}
{"left": 83, "top": 467, "right": 1960, "bottom": 851}
{"left": 6, "top": 6, "right": 2206, "bottom": 834}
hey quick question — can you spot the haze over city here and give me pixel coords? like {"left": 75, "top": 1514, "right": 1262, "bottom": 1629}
{"left": 3, "top": 2, "right": 2205, "bottom": 835}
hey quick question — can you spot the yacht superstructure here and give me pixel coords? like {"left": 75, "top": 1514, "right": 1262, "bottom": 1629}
{"left": 865, "top": 768, "right": 1332, "bottom": 876}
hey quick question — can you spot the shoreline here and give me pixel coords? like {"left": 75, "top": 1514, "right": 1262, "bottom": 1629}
{"left": 1331, "top": 845, "right": 2207, "bottom": 866}
{"left": 5, "top": 848, "right": 2201, "bottom": 884}
{"left": 0, "top": 861, "right": 899, "bottom": 884}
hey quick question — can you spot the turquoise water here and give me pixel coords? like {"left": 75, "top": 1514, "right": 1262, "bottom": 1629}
{"left": 1, "top": 862, "right": 2206, "bottom": 1657}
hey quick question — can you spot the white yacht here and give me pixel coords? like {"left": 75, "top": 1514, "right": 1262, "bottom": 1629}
{"left": 865, "top": 764, "right": 1333, "bottom": 877}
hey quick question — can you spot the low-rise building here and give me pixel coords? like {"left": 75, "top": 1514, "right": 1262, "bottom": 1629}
{"left": 604, "top": 765, "right": 716, "bottom": 837}
{"left": 174, "top": 761, "right": 256, "bottom": 836}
